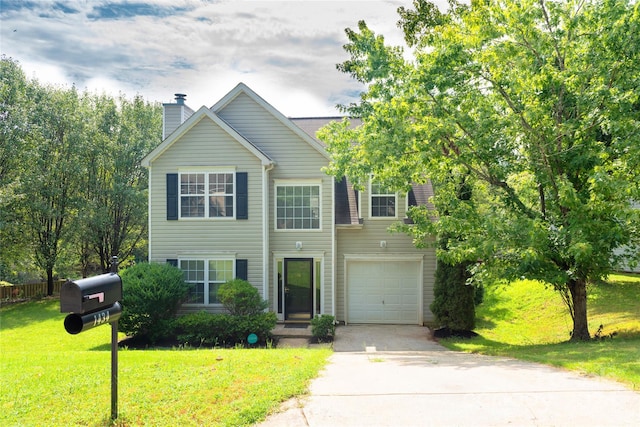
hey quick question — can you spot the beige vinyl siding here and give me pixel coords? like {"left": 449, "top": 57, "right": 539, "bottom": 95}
{"left": 336, "top": 192, "right": 436, "bottom": 324}
{"left": 148, "top": 116, "right": 265, "bottom": 310}
{"left": 218, "top": 94, "right": 335, "bottom": 315}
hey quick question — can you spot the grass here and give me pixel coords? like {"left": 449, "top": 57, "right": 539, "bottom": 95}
{"left": 440, "top": 273, "right": 640, "bottom": 390}
{"left": 0, "top": 299, "right": 331, "bottom": 426}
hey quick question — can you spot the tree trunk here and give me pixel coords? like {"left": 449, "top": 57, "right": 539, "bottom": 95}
{"left": 46, "top": 268, "right": 54, "bottom": 296}
{"left": 568, "top": 278, "right": 590, "bottom": 341}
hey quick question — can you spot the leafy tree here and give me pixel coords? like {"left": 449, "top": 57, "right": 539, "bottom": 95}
{"left": 79, "top": 93, "right": 161, "bottom": 273}
{"left": 319, "top": 0, "right": 640, "bottom": 341}
{"left": 1, "top": 58, "right": 161, "bottom": 285}
{"left": 0, "top": 56, "right": 33, "bottom": 279}
{"left": 18, "top": 84, "right": 87, "bottom": 294}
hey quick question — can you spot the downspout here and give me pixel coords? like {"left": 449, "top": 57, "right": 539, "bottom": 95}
{"left": 331, "top": 176, "right": 336, "bottom": 317}
{"left": 262, "top": 162, "right": 275, "bottom": 307}
{"left": 147, "top": 165, "right": 153, "bottom": 261}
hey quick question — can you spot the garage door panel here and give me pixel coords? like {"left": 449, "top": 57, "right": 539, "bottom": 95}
{"left": 347, "top": 260, "right": 420, "bottom": 324}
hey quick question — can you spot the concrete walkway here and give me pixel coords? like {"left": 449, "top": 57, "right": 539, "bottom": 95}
{"left": 259, "top": 325, "right": 640, "bottom": 426}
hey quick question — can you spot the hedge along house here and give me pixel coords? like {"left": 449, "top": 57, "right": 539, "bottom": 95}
{"left": 142, "top": 83, "right": 437, "bottom": 324}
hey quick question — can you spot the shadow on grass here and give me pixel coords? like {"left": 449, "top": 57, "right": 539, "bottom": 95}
{"left": 0, "top": 298, "right": 63, "bottom": 330}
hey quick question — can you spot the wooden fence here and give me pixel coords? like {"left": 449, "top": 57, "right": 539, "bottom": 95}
{"left": 1, "top": 280, "right": 66, "bottom": 302}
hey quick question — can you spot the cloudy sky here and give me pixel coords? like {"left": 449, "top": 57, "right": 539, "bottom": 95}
{"left": 0, "top": 0, "right": 452, "bottom": 117}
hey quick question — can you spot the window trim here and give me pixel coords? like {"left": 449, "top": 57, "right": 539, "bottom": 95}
{"left": 177, "top": 168, "right": 236, "bottom": 220}
{"left": 180, "top": 257, "right": 236, "bottom": 305}
{"left": 369, "top": 179, "right": 398, "bottom": 219}
{"left": 274, "top": 180, "right": 322, "bottom": 232}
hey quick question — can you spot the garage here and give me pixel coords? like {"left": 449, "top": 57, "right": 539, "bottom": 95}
{"left": 346, "top": 259, "right": 422, "bottom": 324}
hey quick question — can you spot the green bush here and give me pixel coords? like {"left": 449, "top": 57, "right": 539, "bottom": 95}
{"left": 218, "top": 278, "right": 268, "bottom": 316}
{"left": 310, "top": 314, "right": 336, "bottom": 342}
{"left": 175, "top": 311, "right": 277, "bottom": 346}
{"left": 119, "top": 262, "right": 189, "bottom": 343}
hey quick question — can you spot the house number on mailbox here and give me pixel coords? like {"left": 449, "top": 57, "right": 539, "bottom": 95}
{"left": 93, "top": 310, "right": 110, "bottom": 327}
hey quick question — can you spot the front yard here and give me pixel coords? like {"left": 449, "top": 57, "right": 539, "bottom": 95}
{"left": 0, "top": 299, "right": 331, "bottom": 426}
{"left": 440, "top": 273, "right": 640, "bottom": 390}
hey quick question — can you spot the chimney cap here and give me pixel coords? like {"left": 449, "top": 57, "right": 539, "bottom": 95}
{"left": 174, "top": 93, "right": 187, "bottom": 104}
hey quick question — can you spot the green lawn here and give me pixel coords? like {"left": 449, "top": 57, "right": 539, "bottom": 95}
{"left": 440, "top": 273, "right": 640, "bottom": 390}
{"left": 0, "top": 300, "right": 331, "bottom": 426}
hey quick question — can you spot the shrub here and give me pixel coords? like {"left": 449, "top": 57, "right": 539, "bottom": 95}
{"left": 175, "top": 311, "right": 277, "bottom": 346}
{"left": 430, "top": 259, "right": 476, "bottom": 331}
{"left": 218, "top": 278, "right": 268, "bottom": 316}
{"left": 119, "top": 262, "right": 189, "bottom": 343}
{"left": 311, "top": 314, "right": 336, "bottom": 342}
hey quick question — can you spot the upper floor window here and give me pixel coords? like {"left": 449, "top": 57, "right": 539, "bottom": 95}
{"left": 180, "top": 172, "right": 234, "bottom": 218}
{"left": 276, "top": 183, "right": 320, "bottom": 230}
{"left": 370, "top": 181, "right": 397, "bottom": 218}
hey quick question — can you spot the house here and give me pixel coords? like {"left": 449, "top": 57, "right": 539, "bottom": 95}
{"left": 141, "top": 83, "right": 437, "bottom": 324}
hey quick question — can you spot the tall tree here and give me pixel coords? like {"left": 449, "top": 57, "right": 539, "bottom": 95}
{"left": 80, "top": 93, "right": 161, "bottom": 273}
{"left": 19, "top": 84, "right": 87, "bottom": 294}
{"left": 0, "top": 56, "right": 32, "bottom": 278}
{"left": 319, "top": 0, "right": 640, "bottom": 341}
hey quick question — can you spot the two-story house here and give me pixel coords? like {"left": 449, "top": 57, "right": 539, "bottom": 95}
{"left": 142, "top": 83, "right": 436, "bottom": 324}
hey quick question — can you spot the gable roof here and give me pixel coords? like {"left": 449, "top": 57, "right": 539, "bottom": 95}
{"left": 141, "top": 105, "right": 273, "bottom": 168}
{"left": 212, "top": 83, "right": 330, "bottom": 159}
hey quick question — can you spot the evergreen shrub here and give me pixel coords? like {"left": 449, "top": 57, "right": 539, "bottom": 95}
{"left": 119, "top": 262, "right": 189, "bottom": 343}
{"left": 430, "top": 260, "right": 476, "bottom": 331}
{"left": 218, "top": 278, "right": 268, "bottom": 315}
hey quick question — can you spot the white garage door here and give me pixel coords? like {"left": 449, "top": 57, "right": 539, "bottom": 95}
{"left": 347, "top": 260, "right": 420, "bottom": 324}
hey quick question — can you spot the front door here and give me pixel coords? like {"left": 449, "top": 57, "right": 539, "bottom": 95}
{"left": 284, "top": 258, "right": 313, "bottom": 321}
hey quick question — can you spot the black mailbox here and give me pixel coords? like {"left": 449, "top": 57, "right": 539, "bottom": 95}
{"left": 60, "top": 273, "right": 122, "bottom": 314}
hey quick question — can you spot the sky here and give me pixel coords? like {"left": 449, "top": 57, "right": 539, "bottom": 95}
{"left": 0, "top": 0, "right": 451, "bottom": 117}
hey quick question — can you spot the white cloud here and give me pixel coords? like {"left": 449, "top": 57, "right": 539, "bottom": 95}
{"left": 1, "top": 0, "right": 452, "bottom": 116}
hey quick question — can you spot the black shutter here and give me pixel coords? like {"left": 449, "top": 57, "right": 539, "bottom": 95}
{"left": 408, "top": 188, "right": 417, "bottom": 207}
{"left": 236, "top": 259, "right": 248, "bottom": 280}
{"left": 167, "top": 259, "right": 178, "bottom": 267}
{"left": 236, "top": 172, "right": 248, "bottom": 220}
{"left": 167, "top": 173, "right": 178, "bottom": 220}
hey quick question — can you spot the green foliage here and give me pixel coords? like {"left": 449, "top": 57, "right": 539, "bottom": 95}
{"left": 431, "top": 259, "right": 476, "bottom": 330}
{"left": 218, "top": 278, "right": 269, "bottom": 316}
{"left": 119, "top": 262, "right": 189, "bottom": 343}
{"left": 175, "top": 311, "right": 277, "bottom": 346}
{"left": 310, "top": 315, "right": 336, "bottom": 342}
{"left": 78, "top": 93, "right": 161, "bottom": 274}
{"left": 319, "top": 0, "right": 640, "bottom": 341}
{"left": 0, "top": 56, "right": 161, "bottom": 283}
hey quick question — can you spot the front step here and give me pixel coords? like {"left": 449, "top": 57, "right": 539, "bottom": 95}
{"left": 272, "top": 323, "right": 312, "bottom": 339}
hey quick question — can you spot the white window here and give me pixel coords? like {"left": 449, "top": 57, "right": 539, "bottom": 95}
{"left": 181, "top": 259, "right": 234, "bottom": 304}
{"left": 275, "top": 184, "right": 321, "bottom": 230}
{"left": 370, "top": 181, "right": 397, "bottom": 218}
{"left": 180, "top": 172, "right": 234, "bottom": 218}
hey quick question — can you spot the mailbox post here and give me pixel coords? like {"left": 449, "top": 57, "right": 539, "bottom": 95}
{"left": 61, "top": 256, "right": 122, "bottom": 420}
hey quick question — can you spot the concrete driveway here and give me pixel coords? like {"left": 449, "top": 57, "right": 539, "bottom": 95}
{"left": 259, "top": 325, "right": 640, "bottom": 426}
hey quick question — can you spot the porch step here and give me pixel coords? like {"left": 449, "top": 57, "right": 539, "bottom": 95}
{"left": 272, "top": 323, "right": 312, "bottom": 339}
